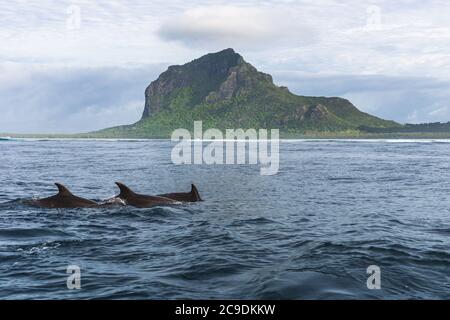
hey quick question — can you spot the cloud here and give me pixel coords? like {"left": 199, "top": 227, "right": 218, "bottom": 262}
{"left": 0, "top": 64, "right": 166, "bottom": 133}
{"left": 0, "top": 0, "right": 192, "bottom": 67}
{"left": 157, "top": 5, "right": 317, "bottom": 49}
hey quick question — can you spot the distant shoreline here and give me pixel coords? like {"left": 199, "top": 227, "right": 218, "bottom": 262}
{"left": 4, "top": 131, "right": 450, "bottom": 140}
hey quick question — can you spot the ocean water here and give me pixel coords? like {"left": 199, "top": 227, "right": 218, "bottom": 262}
{"left": 0, "top": 139, "right": 449, "bottom": 299}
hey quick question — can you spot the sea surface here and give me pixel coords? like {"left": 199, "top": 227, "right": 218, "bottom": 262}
{"left": 0, "top": 139, "right": 449, "bottom": 299}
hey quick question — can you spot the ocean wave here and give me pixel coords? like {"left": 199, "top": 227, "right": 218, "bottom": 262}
{"left": 0, "top": 228, "right": 71, "bottom": 239}
{"left": 1, "top": 139, "right": 449, "bottom": 299}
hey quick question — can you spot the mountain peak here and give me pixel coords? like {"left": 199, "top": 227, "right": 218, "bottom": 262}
{"left": 221, "top": 48, "right": 237, "bottom": 54}
{"left": 142, "top": 49, "right": 271, "bottom": 118}
{"left": 171, "top": 48, "right": 242, "bottom": 70}
{"left": 206, "top": 48, "right": 239, "bottom": 57}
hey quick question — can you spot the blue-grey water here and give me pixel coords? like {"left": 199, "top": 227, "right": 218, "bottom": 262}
{"left": 0, "top": 139, "right": 449, "bottom": 299}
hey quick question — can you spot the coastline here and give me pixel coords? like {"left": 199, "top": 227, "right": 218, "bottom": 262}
{"left": 4, "top": 131, "right": 450, "bottom": 140}
{"left": 4, "top": 133, "right": 450, "bottom": 140}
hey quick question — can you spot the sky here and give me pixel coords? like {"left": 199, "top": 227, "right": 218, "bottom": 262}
{"left": 1, "top": 0, "right": 450, "bottom": 133}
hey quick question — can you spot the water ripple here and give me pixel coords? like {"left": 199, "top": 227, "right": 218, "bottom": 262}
{"left": 0, "top": 140, "right": 449, "bottom": 299}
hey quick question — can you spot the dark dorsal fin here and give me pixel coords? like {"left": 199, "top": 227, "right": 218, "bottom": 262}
{"left": 191, "top": 184, "right": 202, "bottom": 201}
{"left": 55, "top": 183, "right": 73, "bottom": 196}
{"left": 115, "top": 182, "right": 134, "bottom": 197}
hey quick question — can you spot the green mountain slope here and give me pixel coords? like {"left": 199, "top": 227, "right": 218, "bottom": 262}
{"left": 93, "top": 48, "right": 400, "bottom": 138}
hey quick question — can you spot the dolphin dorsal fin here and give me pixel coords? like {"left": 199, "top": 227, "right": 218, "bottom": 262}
{"left": 115, "top": 182, "right": 134, "bottom": 197}
{"left": 55, "top": 183, "right": 73, "bottom": 196}
{"left": 191, "top": 184, "right": 202, "bottom": 201}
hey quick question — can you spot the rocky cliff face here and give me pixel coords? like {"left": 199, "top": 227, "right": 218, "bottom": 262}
{"left": 142, "top": 48, "right": 273, "bottom": 118}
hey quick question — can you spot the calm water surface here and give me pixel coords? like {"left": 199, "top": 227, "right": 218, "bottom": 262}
{"left": 0, "top": 139, "right": 449, "bottom": 299}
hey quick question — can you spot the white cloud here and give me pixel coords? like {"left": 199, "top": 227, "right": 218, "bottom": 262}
{"left": 159, "top": 6, "right": 272, "bottom": 42}
{"left": 157, "top": 5, "right": 317, "bottom": 49}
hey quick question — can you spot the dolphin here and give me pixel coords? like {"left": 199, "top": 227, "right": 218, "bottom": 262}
{"left": 158, "top": 184, "right": 202, "bottom": 202}
{"left": 114, "top": 182, "right": 179, "bottom": 208}
{"left": 27, "top": 183, "right": 99, "bottom": 208}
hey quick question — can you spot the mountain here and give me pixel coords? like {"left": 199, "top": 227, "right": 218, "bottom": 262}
{"left": 93, "top": 48, "right": 400, "bottom": 138}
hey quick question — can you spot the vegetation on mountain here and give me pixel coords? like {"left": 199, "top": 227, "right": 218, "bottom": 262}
{"left": 93, "top": 49, "right": 401, "bottom": 138}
